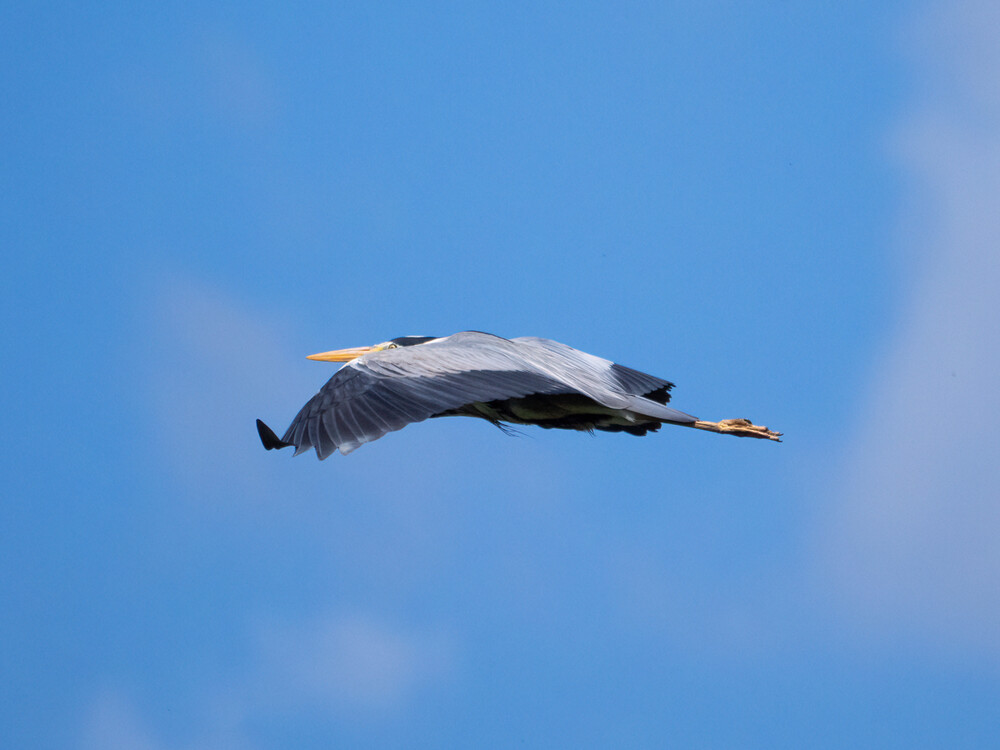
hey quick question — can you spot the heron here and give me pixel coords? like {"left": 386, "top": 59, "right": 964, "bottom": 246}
{"left": 256, "top": 331, "right": 781, "bottom": 459}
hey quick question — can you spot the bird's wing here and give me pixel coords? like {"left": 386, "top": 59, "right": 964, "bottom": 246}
{"left": 510, "top": 337, "right": 695, "bottom": 422}
{"left": 277, "top": 333, "right": 576, "bottom": 458}
{"left": 270, "top": 332, "right": 695, "bottom": 458}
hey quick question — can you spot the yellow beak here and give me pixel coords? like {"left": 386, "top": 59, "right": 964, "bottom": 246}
{"left": 306, "top": 345, "right": 379, "bottom": 362}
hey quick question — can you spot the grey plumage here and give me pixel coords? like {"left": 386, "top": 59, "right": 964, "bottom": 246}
{"left": 257, "top": 331, "right": 700, "bottom": 459}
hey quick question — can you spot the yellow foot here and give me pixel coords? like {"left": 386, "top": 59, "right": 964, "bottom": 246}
{"left": 692, "top": 418, "right": 782, "bottom": 441}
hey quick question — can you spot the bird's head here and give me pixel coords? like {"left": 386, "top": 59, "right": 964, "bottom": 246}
{"left": 306, "top": 336, "right": 438, "bottom": 362}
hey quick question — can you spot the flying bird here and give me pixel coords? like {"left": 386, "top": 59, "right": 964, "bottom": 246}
{"left": 256, "top": 331, "right": 781, "bottom": 459}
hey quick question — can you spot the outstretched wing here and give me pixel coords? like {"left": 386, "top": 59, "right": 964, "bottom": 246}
{"left": 259, "top": 331, "right": 696, "bottom": 459}
{"left": 267, "top": 333, "right": 576, "bottom": 458}
{"left": 510, "top": 336, "right": 681, "bottom": 407}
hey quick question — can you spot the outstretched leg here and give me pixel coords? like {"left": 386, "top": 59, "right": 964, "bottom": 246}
{"left": 689, "top": 418, "right": 782, "bottom": 441}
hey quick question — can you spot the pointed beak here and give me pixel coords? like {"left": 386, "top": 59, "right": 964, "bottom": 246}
{"left": 306, "top": 345, "right": 379, "bottom": 362}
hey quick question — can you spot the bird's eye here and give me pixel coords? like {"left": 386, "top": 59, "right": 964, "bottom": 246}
{"left": 386, "top": 343, "right": 398, "bottom": 349}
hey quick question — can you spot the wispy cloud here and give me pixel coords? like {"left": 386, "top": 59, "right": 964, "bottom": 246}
{"left": 108, "top": 276, "right": 460, "bottom": 744}
{"left": 116, "top": 25, "right": 280, "bottom": 131}
{"left": 82, "top": 691, "right": 164, "bottom": 750}
{"left": 80, "top": 611, "right": 454, "bottom": 748}
{"left": 81, "top": 688, "right": 255, "bottom": 750}
{"left": 198, "top": 31, "right": 281, "bottom": 128}
{"left": 252, "top": 612, "right": 456, "bottom": 714}
{"left": 140, "top": 272, "right": 317, "bottom": 508}
{"left": 820, "top": 0, "right": 1000, "bottom": 658}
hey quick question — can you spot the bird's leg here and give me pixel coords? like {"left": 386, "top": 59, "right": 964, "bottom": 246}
{"left": 689, "top": 418, "right": 782, "bottom": 441}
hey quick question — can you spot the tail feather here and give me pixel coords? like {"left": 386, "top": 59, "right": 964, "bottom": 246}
{"left": 257, "top": 419, "right": 293, "bottom": 450}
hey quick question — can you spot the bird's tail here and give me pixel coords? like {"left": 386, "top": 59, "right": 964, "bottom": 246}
{"left": 256, "top": 419, "right": 294, "bottom": 450}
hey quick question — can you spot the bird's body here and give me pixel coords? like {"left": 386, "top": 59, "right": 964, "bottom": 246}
{"left": 257, "top": 331, "right": 780, "bottom": 459}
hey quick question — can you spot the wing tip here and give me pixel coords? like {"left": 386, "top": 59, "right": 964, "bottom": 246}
{"left": 257, "top": 419, "right": 293, "bottom": 451}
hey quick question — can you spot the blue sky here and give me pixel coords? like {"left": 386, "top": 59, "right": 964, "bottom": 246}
{"left": 4, "top": 1, "right": 1000, "bottom": 748}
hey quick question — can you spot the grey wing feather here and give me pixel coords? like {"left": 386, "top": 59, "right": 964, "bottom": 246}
{"left": 277, "top": 331, "right": 695, "bottom": 458}
{"left": 608, "top": 363, "right": 676, "bottom": 404}
{"left": 620, "top": 396, "right": 696, "bottom": 425}
{"left": 509, "top": 337, "right": 689, "bottom": 413}
{"left": 279, "top": 338, "right": 574, "bottom": 458}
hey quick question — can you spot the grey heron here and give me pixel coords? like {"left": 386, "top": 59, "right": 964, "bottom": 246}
{"left": 256, "top": 331, "right": 781, "bottom": 459}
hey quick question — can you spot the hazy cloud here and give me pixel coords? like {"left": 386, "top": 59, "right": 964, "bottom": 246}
{"left": 80, "top": 610, "right": 454, "bottom": 748}
{"left": 198, "top": 31, "right": 281, "bottom": 128}
{"left": 253, "top": 612, "right": 455, "bottom": 713}
{"left": 820, "top": 0, "right": 1000, "bottom": 658}
{"left": 82, "top": 692, "right": 163, "bottom": 750}
{"left": 141, "top": 272, "right": 317, "bottom": 507}
{"left": 81, "top": 688, "right": 255, "bottom": 750}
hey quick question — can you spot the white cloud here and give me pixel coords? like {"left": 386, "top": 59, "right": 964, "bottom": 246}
{"left": 119, "top": 274, "right": 463, "bottom": 739}
{"left": 80, "top": 611, "right": 455, "bottom": 748}
{"left": 252, "top": 612, "right": 455, "bottom": 713}
{"left": 81, "top": 688, "right": 255, "bottom": 750}
{"left": 82, "top": 692, "right": 163, "bottom": 750}
{"left": 819, "top": 0, "right": 1000, "bottom": 658}
{"left": 140, "top": 272, "right": 319, "bottom": 508}
{"left": 198, "top": 32, "right": 280, "bottom": 128}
